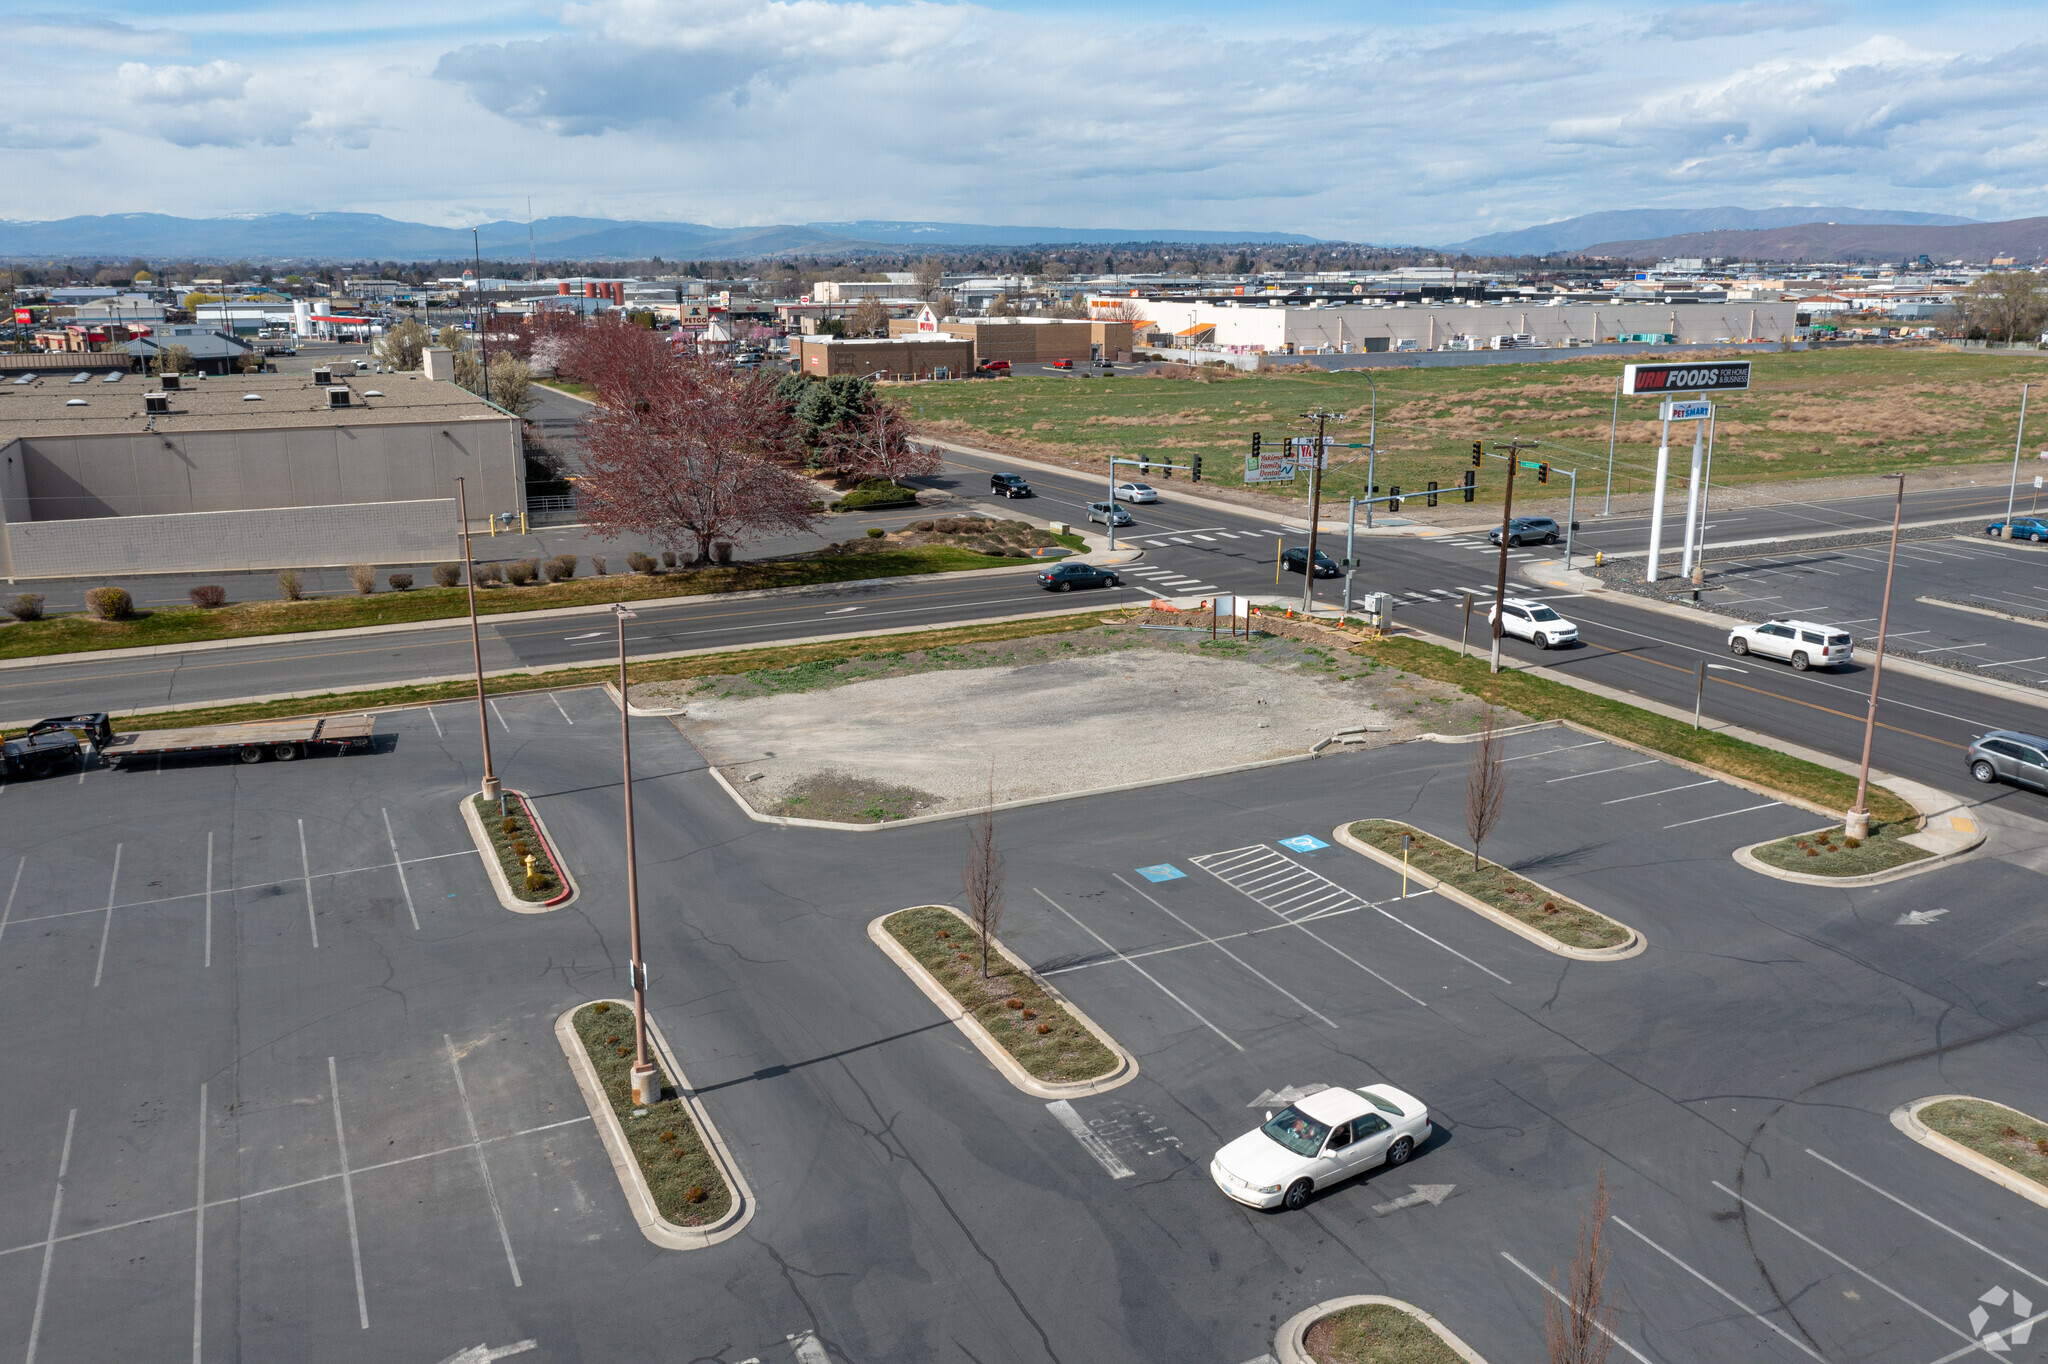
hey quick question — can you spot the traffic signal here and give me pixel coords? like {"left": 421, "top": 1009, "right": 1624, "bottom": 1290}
{"left": 1191, "top": 453, "right": 1203, "bottom": 483}
{"left": 1462, "top": 470, "right": 1476, "bottom": 503}
{"left": 1140, "top": 458, "right": 1151, "bottom": 476}
{"left": 1389, "top": 484, "right": 1402, "bottom": 511}
{"left": 1537, "top": 462, "right": 1550, "bottom": 485}
{"left": 1251, "top": 431, "right": 1261, "bottom": 460}
{"left": 1426, "top": 480, "right": 1439, "bottom": 508}
{"left": 1471, "top": 441, "right": 1483, "bottom": 468}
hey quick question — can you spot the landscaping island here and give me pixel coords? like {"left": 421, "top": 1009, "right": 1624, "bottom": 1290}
{"left": 1302, "top": 1302, "right": 1470, "bottom": 1364}
{"left": 1348, "top": 818, "right": 1632, "bottom": 952}
{"left": 1749, "top": 820, "right": 1931, "bottom": 876}
{"left": 569, "top": 1002, "right": 733, "bottom": 1227}
{"left": 1917, "top": 1098, "right": 2048, "bottom": 1191}
{"left": 471, "top": 792, "right": 569, "bottom": 904}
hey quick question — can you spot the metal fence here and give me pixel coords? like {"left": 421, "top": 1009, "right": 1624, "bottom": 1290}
{"left": 525, "top": 494, "right": 581, "bottom": 526}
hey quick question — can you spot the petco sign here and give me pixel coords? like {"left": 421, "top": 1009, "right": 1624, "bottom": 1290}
{"left": 1623, "top": 361, "right": 1750, "bottom": 395}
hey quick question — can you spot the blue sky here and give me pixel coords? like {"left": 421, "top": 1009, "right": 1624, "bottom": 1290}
{"left": 3, "top": 0, "right": 2045, "bottom": 243}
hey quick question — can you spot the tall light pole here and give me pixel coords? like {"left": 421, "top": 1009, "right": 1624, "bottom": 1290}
{"left": 614, "top": 603, "right": 659, "bottom": 1107}
{"left": 1847, "top": 472, "right": 1905, "bottom": 840}
{"left": 1299, "top": 408, "right": 1341, "bottom": 613}
{"left": 454, "top": 476, "right": 499, "bottom": 801}
{"left": 2005, "top": 383, "right": 2031, "bottom": 537}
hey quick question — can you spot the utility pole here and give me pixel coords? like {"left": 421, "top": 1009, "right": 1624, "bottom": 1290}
{"left": 1848, "top": 473, "right": 1906, "bottom": 840}
{"left": 614, "top": 603, "right": 659, "bottom": 1106}
{"left": 1300, "top": 408, "right": 1340, "bottom": 614}
{"left": 2006, "top": 384, "right": 2031, "bottom": 537}
{"left": 1488, "top": 438, "right": 1538, "bottom": 674}
{"left": 472, "top": 229, "right": 490, "bottom": 405}
{"left": 454, "top": 476, "right": 499, "bottom": 801}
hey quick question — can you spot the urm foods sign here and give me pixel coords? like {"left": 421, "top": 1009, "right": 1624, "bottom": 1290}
{"left": 1622, "top": 361, "right": 1750, "bottom": 394}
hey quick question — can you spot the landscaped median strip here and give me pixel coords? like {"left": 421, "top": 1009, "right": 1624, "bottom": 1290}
{"left": 1278, "top": 1294, "right": 1488, "bottom": 1364}
{"left": 460, "top": 790, "right": 577, "bottom": 913}
{"left": 1893, "top": 1095, "right": 2048, "bottom": 1212}
{"left": 870, "top": 905, "right": 1134, "bottom": 1098}
{"left": 1337, "top": 819, "right": 1641, "bottom": 960}
{"left": 554, "top": 1000, "right": 754, "bottom": 1250}
{"left": 1746, "top": 819, "right": 1933, "bottom": 878}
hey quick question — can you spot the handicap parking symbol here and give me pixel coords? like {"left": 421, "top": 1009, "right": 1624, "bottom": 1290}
{"left": 1135, "top": 863, "right": 1186, "bottom": 883}
{"left": 1278, "top": 835, "right": 1329, "bottom": 853}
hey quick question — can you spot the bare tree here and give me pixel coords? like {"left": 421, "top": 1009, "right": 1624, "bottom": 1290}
{"left": 1546, "top": 1166, "right": 1618, "bottom": 1364}
{"left": 913, "top": 257, "right": 947, "bottom": 304}
{"left": 849, "top": 296, "right": 889, "bottom": 337}
{"left": 963, "top": 769, "right": 1004, "bottom": 978}
{"left": 1465, "top": 706, "right": 1508, "bottom": 873}
{"left": 1957, "top": 270, "right": 2048, "bottom": 345}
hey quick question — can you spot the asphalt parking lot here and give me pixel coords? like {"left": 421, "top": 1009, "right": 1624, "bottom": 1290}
{"left": 4, "top": 700, "right": 2048, "bottom": 1362}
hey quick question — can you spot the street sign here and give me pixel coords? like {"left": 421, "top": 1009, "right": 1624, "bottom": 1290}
{"left": 1517, "top": 459, "right": 1543, "bottom": 471}
{"left": 1661, "top": 399, "right": 1713, "bottom": 421}
{"left": 1623, "top": 360, "right": 1750, "bottom": 395}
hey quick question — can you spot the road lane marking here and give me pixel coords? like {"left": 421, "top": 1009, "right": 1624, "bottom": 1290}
{"left": 0, "top": 853, "right": 22, "bottom": 946}
{"left": 384, "top": 809, "right": 420, "bottom": 932}
{"left": 203, "top": 833, "right": 213, "bottom": 968}
{"left": 300, "top": 819, "right": 319, "bottom": 948}
{"left": 1045, "top": 1100, "right": 1134, "bottom": 1178}
{"left": 1663, "top": 801, "right": 1781, "bottom": 829}
{"left": 547, "top": 693, "right": 574, "bottom": 723}
{"left": 1610, "top": 1215, "right": 1824, "bottom": 1361}
{"left": 1502, "top": 740, "right": 1606, "bottom": 763}
{"left": 192, "top": 1085, "right": 205, "bottom": 1363}
{"left": 1032, "top": 887, "right": 1243, "bottom": 1050}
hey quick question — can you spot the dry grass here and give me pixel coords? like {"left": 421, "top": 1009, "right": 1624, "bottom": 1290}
{"left": 1349, "top": 819, "right": 1630, "bottom": 949}
{"left": 471, "top": 792, "right": 562, "bottom": 901}
{"left": 570, "top": 1003, "right": 731, "bottom": 1225}
{"left": 1303, "top": 1303, "right": 1466, "bottom": 1364}
{"left": 1920, "top": 1098, "right": 2048, "bottom": 1188}
{"left": 1750, "top": 819, "right": 1931, "bottom": 876}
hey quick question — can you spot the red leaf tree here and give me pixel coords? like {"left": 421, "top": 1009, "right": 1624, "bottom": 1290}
{"left": 830, "top": 398, "right": 939, "bottom": 483}
{"left": 576, "top": 354, "right": 817, "bottom": 565}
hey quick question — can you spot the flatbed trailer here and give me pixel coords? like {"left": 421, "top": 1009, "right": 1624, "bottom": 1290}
{"left": 101, "top": 714, "right": 375, "bottom": 767}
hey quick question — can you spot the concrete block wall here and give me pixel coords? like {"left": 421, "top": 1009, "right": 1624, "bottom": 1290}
{"left": 2, "top": 497, "right": 458, "bottom": 579}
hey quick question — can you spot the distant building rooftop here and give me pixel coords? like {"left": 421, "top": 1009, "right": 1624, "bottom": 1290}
{"left": 0, "top": 371, "right": 508, "bottom": 439}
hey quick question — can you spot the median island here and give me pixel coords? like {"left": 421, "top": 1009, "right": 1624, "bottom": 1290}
{"left": 1748, "top": 819, "right": 1931, "bottom": 876}
{"left": 569, "top": 1002, "right": 733, "bottom": 1227}
{"left": 1301, "top": 1300, "right": 1473, "bottom": 1364}
{"left": 1348, "top": 819, "right": 1632, "bottom": 952}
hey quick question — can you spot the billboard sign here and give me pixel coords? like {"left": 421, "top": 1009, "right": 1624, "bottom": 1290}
{"left": 1661, "top": 399, "right": 1713, "bottom": 422}
{"left": 1244, "top": 431, "right": 1295, "bottom": 483}
{"left": 1623, "top": 360, "right": 1750, "bottom": 395}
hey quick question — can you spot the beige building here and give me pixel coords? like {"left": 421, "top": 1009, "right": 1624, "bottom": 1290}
{"left": 795, "top": 335, "right": 974, "bottom": 380}
{"left": 885, "top": 316, "right": 1135, "bottom": 364}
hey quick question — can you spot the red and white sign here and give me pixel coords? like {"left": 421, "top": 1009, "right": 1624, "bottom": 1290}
{"left": 12, "top": 308, "right": 30, "bottom": 324}
{"left": 916, "top": 305, "right": 939, "bottom": 333}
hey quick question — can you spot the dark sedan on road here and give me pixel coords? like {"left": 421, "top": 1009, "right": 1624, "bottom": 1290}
{"left": 1037, "top": 562, "right": 1122, "bottom": 592}
{"left": 1280, "top": 547, "right": 1341, "bottom": 578}
{"left": 1969, "top": 729, "right": 2048, "bottom": 791}
{"left": 1487, "top": 516, "right": 1564, "bottom": 547}
{"left": 1986, "top": 518, "right": 2048, "bottom": 543}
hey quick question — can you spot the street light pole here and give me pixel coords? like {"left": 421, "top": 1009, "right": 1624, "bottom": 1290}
{"left": 1488, "top": 439, "right": 1535, "bottom": 674}
{"left": 2006, "top": 383, "right": 2031, "bottom": 537}
{"left": 454, "top": 476, "right": 499, "bottom": 801}
{"left": 1300, "top": 409, "right": 1336, "bottom": 614}
{"left": 615, "top": 603, "right": 659, "bottom": 1107}
{"left": 1847, "top": 473, "right": 1905, "bottom": 840}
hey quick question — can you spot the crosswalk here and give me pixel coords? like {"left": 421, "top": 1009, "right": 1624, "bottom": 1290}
{"left": 1123, "top": 527, "right": 1280, "bottom": 548}
{"left": 1434, "top": 533, "right": 1543, "bottom": 560}
{"left": 1123, "top": 564, "right": 1224, "bottom": 595}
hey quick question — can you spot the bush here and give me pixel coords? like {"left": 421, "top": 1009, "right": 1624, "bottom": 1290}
{"left": 628, "top": 551, "right": 656, "bottom": 575}
{"left": 505, "top": 559, "right": 536, "bottom": 586}
{"left": 912, "top": 519, "right": 935, "bottom": 532}
{"left": 474, "top": 561, "right": 504, "bottom": 585}
{"left": 277, "top": 568, "right": 304, "bottom": 601}
{"left": 387, "top": 572, "right": 413, "bottom": 591}
{"left": 432, "top": 561, "right": 462, "bottom": 588}
{"left": 6, "top": 593, "right": 44, "bottom": 622}
{"left": 661, "top": 550, "right": 678, "bottom": 569}
{"left": 713, "top": 542, "right": 733, "bottom": 565}
{"left": 866, "top": 527, "right": 886, "bottom": 539}
{"left": 189, "top": 584, "right": 227, "bottom": 609}
{"left": 836, "top": 483, "right": 918, "bottom": 511}
{"left": 85, "top": 586, "right": 133, "bottom": 621}
{"left": 348, "top": 563, "right": 376, "bottom": 595}
{"left": 592, "top": 555, "right": 608, "bottom": 576}
{"left": 545, "top": 554, "right": 577, "bottom": 582}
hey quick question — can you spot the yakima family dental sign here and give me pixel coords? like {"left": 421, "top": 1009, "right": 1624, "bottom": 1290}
{"left": 1622, "top": 361, "right": 1751, "bottom": 394}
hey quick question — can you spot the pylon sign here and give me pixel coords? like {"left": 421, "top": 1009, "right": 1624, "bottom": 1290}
{"left": 1623, "top": 360, "right": 1749, "bottom": 394}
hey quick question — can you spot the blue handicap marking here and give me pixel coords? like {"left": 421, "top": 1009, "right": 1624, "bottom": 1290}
{"left": 1135, "top": 863, "right": 1186, "bottom": 883}
{"left": 1278, "top": 835, "right": 1329, "bottom": 853}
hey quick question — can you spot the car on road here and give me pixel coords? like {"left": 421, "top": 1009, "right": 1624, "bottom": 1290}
{"left": 1115, "top": 482, "right": 1159, "bottom": 503}
{"left": 1051, "top": 358, "right": 1074, "bottom": 370}
{"left": 1036, "top": 561, "right": 1121, "bottom": 592}
{"left": 1211, "top": 1083, "right": 1431, "bottom": 1211}
{"left": 1280, "top": 546, "right": 1340, "bottom": 577}
{"left": 990, "top": 473, "right": 1034, "bottom": 498}
{"left": 1727, "top": 618, "right": 1853, "bottom": 671}
{"left": 1986, "top": 518, "right": 2048, "bottom": 543}
{"left": 1488, "top": 597, "right": 1579, "bottom": 648}
{"left": 1086, "top": 501, "right": 1135, "bottom": 526}
{"left": 1486, "top": 516, "right": 1563, "bottom": 547}
{"left": 1968, "top": 729, "right": 2048, "bottom": 791}
{"left": 976, "top": 359, "right": 1011, "bottom": 375}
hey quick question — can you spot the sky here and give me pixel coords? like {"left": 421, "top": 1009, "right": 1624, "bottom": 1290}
{"left": 2, "top": 0, "right": 2045, "bottom": 244}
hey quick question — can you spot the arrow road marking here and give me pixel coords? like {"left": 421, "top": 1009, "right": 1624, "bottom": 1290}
{"left": 434, "top": 1342, "right": 538, "bottom": 1364}
{"left": 1372, "top": 1184, "right": 1455, "bottom": 1216}
{"left": 1897, "top": 908, "right": 1949, "bottom": 926}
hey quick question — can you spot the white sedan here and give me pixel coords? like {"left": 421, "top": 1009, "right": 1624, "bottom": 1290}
{"left": 1114, "top": 482, "right": 1160, "bottom": 503}
{"left": 1210, "top": 1083, "right": 1431, "bottom": 1211}
{"left": 1488, "top": 596, "right": 1579, "bottom": 649}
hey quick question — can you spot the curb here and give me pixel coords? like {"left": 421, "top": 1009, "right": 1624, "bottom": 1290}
{"left": 867, "top": 906, "right": 1136, "bottom": 1100}
{"left": 1331, "top": 822, "right": 1645, "bottom": 962}
{"left": 1891, "top": 1096, "right": 2048, "bottom": 1213}
{"left": 602, "top": 679, "right": 687, "bottom": 716}
{"left": 1276, "top": 1295, "right": 1489, "bottom": 1364}
{"left": 1732, "top": 827, "right": 1978, "bottom": 888}
{"left": 459, "top": 789, "right": 579, "bottom": 913}
{"left": 553, "top": 1002, "right": 757, "bottom": 1249}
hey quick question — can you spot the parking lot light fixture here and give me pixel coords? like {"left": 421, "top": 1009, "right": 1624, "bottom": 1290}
{"left": 454, "top": 476, "right": 499, "bottom": 802}
{"left": 1848, "top": 472, "right": 1906, "bottom": 841}
{"left": 613, "top": 603, "right": 659, "bottom": 1107}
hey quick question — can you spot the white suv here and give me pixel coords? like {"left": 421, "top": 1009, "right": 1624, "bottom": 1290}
{"left": 1727, "top": 619, "right": 1854, "bottom": 671}
{"left": 1488, "top": 597, "right": 1579, "bottom": 649}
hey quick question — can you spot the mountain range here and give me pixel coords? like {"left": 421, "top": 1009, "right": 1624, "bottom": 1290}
{"left": 0, "top": 213, "right": 1316, "bottom": 261}
{"left": 1576, "top": 218, "right": 2048, "bottom": 264}
{"left": 1444, "top": 206, "right": 1978, "bottom": 256}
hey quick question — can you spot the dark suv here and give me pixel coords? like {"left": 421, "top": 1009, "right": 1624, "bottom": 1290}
{"left": 991, "top": 473, "right": 1033, "bottom": 498}
{"left": 1968, "top": 729, "right": 2048, "bottom": 791}
{"left": 1488, "top": 516, "right": 1562, "bottom": 547}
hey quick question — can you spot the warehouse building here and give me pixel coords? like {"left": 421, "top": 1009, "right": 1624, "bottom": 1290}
{"left": 1113, "top": 298, "right": 1802, "bottom": 353}
{"left": 794, "top": 334, "right": 974, "bottom": 379}
{"left": 0, "top": 370, "right": 522, "bottom": 579}
{"left": 889, "top": 316, "right": 1136, "bottom": 364}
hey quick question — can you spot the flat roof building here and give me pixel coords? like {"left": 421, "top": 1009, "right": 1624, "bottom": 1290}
{"left": 794, "top": 334, "right": 973, "bottom": 380}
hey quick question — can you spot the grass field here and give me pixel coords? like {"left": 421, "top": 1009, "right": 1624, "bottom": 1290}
{"left": 909, "top": 347, "right": 2048, "bottom": 509}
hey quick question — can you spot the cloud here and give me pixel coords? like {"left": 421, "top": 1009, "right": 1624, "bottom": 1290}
{"left": 1647, "top": 2, "right": 1844, "bottom": 41}
{"left": 117, "top": 61, "right": 251, "bottom": 105}
{"left": 12, "top": 15, "right": 187, "bottom": 56}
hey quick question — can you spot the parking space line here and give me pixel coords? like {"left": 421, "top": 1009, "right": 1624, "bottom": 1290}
{"left": 1663, "top": 801, "right": 1782, "bottom": 829}
{"left": 427, "top": 707, "right": 444, "bottom": 738}
{"left": 1806, "top": 1147, "right": 2048, "bottom": 1289}
{"left": 1710, "top": 1181, "right": 1969, "bottom": 1345}
{"left": 329, "top": 1056, "right": 369, "bottom": 1329}
{"left": 489, "top": 698, "right": 511, "bottom": 733}
{"left": 193, "top": 1084, "right": 206, "bottom": 1364}
{"left": 1502, "top": 740, "right": 1606, "bottom": 763}
{"left": 25, "top": 1110, "right": 76, "bottom": 1364}
{"left": 447, "top": 1036, "right": 523, "bottom": 1286}
{"left": 1545, "top": 760, "right": 1659, "bottom": 784}
{"left": 1603, "top": 779, "right": 1716, "bottom": 805}
{"left": 1112, "top": 873, "right": 1337, "bottom": 1027}
{"left": 1500, "top": 1250, "right": 1652, "bottom": 1364}
{"left": 0, "top": 853, "right": 22, "bottom": 945}
{"left": 1031, "top": 888, "right": 1243, "bottom": 1051}
{"left": 1045, "top": 1100, "right": 1134, "bottom": 1178}
{"left": 384, "top": 809, "right": 420, "bottom": 932}
{"left": 92, "top": 843, "right": 123, "bottom": 988}
{"left": 300, "top": 820, "right": 319, "bottom": 949}
{"left": 1611, "top": 1215, "right": 1824, "bottom": 1361}
{"left": 203, "top": 834, "right": 213, "bottom": 969}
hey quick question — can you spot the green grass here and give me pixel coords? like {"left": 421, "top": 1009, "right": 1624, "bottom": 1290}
{"left": 1919, "top": 1098, "right": 2048, "bottom": 1189}
{"left": 535, "top": 378, "right": 593, "bottom": 401}
{"left": 0, "top": 547, "right": 1027, "bottom": 662}
{"left": 1350, "top": 819, "right": 1630, "bottom": 950}
{"left": 571, "top": 1003, "right": 732, "bottom": 1226}
{"left": 1302, "top": 1303, "right": 1467, "bottom": 1364}
{"left": 1347, "top": 634, "right": 1920, "bottom": 827}
{"left": 1750, "top": 818, "right": 1932, "bottom": 875}
{"left": 911, "top": 348, "right": 2047, "bottom": 510}
{"left": 884, "top": 906, "right": 1121, "bottom": 1085}
{"left": 471, "top": 792, "right": 561, "bottom": 901}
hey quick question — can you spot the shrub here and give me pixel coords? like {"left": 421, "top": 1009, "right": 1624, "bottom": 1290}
{"left": 432, "top": 561, "right": 462, "bottom": 588}
{"left": 628, "top": 551, "right": 656, "bottom": 574}
{"left": 501, "top": 817, "right": 517, "bottom": 835}
{"left": 1036, "top": 1022, "right": 1052, "bottom": 1035}
{"left": 713, "top": 541, "right": 733, "bottom": 565}
{"left": 348, "top": 563, "right": 376, "bottom": 594}
{"left": 387, "top": 572, "right": 413, "bottom": 591}
{"left": 545, "top": 554, "right": 576, "bottom": 582}
{"left": 277, "top": 568, "right": 305, "bottom": 601}
{"left": 6, "top": 593, "right": 44, "bottom": 622}
{"left": 661, "top": 550, "right": 678, "bottom": 569}
{"left": 85, "top": 586, "right": 134, "bottom": 620}
{"left": 525, "top": 868, "right": 547, "bottom": 893}
{"left": 1844, "top": 836, "right": 1862, "bottom": 849}
{"left": 867, "top": 527, "right": 886, "bottom": 539}
{"left": 591, "top": 555, "right": 608, "bottom": 576}
{"left": 505, "top": 560, "right": 536, "bottom": 586}
{"left": 912, "top": 519, "right": 935, "bottom": 532}
{"left": 592, "top": 1001, "right": 610, "bottom": 1014}
{"left": 474, "top": 561, "right": 504, "bottom": 585}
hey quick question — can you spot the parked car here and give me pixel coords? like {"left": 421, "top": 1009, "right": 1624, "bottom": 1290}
{"left": 1280, "top": 546, "right": 1340, "bottom": 578}
{"left": 1727, "top": 618, "right": 1854, "bottom": 671}
{"left": 990, "top": 473, "right": 1033, "bottom": 498}
{"left": 1486, "top": 516, "right": 1563, "bottom": 547}
{"left": 1086, "top": 501, "right": 1135, "bottom": 526}
{"left": 1051, "top": 358, "right": 1074, "bottom": 370}
{"left": 1211, "top": 1083, "right": 1432, "bottom": 1211}
{"left": 1115, "top": 482, "right": 1159, "bottom": 503}
{"left": 1488, "top": 597, "right": 1579, "bottom": 649}
{"left": 1037, "top": 562, "right": 1121, "bottom": 592}
{"left": 1968, "top": 729, "right": 2048, "bottom": 790}
{"left": 1986, "top": 518, "right": 2048, "bottom": 543}
{"left": 977, "top": 359, "right": 1011, "bottom": 375}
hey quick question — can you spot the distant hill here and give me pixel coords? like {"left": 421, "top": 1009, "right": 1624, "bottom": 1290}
{"left": 1445, "top": 206, "right": 1977, "bottom": 256}
{"left": 1577, "top": 217, "right": 2048, "bottom": 264}
{"left": 0, "top": 213, "right": 1315, "bottom": 262}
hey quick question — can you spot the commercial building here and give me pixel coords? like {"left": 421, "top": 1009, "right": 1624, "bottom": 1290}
{"left": 887, "top": 316, "right": 1135, "bottom": 364}
{"left": 794, "top": 334, "right": 974, "bottom": 379}
{"left": 0, "top": 370, "right": 522, "bottom": 579}
{"left": 1113, "top": 298, "right": 1803, "bottom": 354}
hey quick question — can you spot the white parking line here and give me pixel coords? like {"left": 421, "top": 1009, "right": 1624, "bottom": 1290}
{"left": 447, "top": 1036, "right": 523, "bottom": 1286}
{"left": 300, "top": 819, "right": 319, "bottom": 948}
{"left": 427, "top": 707, "right": 445, "bottom": 738}
{"left": 488, "top": 698, "right": 511, "bottom": 733}
{"left": 1806, "top": 1148, "right": 2048, "bottom": 1289}
{"left": 1502, "top": 741, "right": 1607, "bottom": 763}
{"left": 548, "top": 694, "right": 574, "bottom": 724}
{"left": 329, "top": 1056, "right": 369, "bottom": 1329}
{"left": 1046, "top": 1100, "right": 1134, "bottom": 1178}
{"left": 92, "top": 844, "right": 123, "bottom": 988}
{"left": 192, "top": 1084, "right": 205, "bottom": 1364}
{"left": 1113, "top": 873, "right": 1337, "bottom": 1028}
{"left": 1500, "top": 1250, "right": 1652, "bottom": 1364}
{"left": 1032, "top": 888, "right": 1243, "bottom": 1050}
{"left": 1663, "top": 801, "right": 1781, "bottom": 829}
{"left": 383, "top": 809, "right": 420, "bottom": 932}
{"left": 1545, "top": 760, "right": 1659, "bottom": 784}
{"left": 0, "top": 853, "right": 22, "bottom": 945}
{"left": 1603, "top": 779, "right": 1717, "bottom": 805}
{"left": 1611, "top": 1215, "right": 1823, "bottom": 1361}
{"left": 25, "top": 1110, "right": 76, "bottom": 1364}
{"left": 203, "top": 832, "right": 214, "bottom": 969}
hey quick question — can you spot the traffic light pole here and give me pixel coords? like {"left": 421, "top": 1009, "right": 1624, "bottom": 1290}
{"left": 1300, "top": 410, "right": 1336, "bottom": 615}
{"left": 1487, "top": 438, "right": 1540, "bottom": 675}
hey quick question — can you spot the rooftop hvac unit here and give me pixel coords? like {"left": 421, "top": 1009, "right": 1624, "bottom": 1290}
{"left": 145, "top": 393, "right": 169, "bottom": 413}
{"left": 311, "top": 366, "right": 332, "bottom": 385}
{"left": 160, "top": 374, "right": 181, "bottom": 390}
{"left": 326, "top": 387, "right": 350, "bottom": 408}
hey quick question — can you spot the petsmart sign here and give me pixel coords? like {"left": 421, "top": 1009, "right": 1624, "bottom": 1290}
{"left": 1622, "top": 360, "right": 1750, "bottom": 395}
{"left": 1661, "top": 399, "right": 1713, "bottom": 422}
